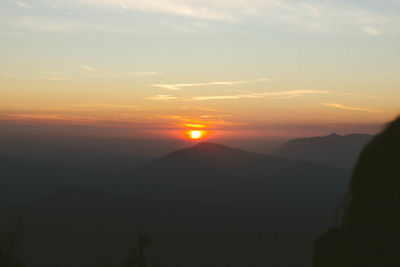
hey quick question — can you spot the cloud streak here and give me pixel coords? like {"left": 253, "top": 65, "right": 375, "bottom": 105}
{"left": 362, "top": 26, "right": 379, "bottom": 35}
{"left": 92, "top": 71, "right": 163, "bottom": 79}
{"left": 322, "top": 103, "right": 383, "bottom": 114}
{"left": 76, "top": 103, "right": 145, "bottom": 110}
{"left": 80, "top": 65, "right": 162, "bottom": 78}
{"left": 146, "top": 95, "right": 179, "bottom": 101}
{"left": 1, "top": 73, "right": 79, "bottom": 82}
{"left": 147, "top": 90, "right": 330, "bottom": 101}
{"left": 3, "top": 0, "right": 399, "bottom": 36}
{"left": 14, "top": 1, "right": 31, "bottom": 8}
{"left": 24, "top": 0, "right": 400, "bottom": 35}
{"left": 152, "top": 78, "right": 269, "bottom": 91}
{"left": 82, "top": 65, "right": 96, "bottom": 71}
{"left": 69, "top": 0, "right": 236, "bottom": 22}
{"left": 8, "top": 16, "right": 140, "bottom": 33}
{"left": 189, "top": 90, "right": 330, "bottom": 101}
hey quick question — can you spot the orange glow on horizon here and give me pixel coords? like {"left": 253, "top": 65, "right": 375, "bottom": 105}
{"left": 183, "top": 124, "right": 206, "bottom": 128}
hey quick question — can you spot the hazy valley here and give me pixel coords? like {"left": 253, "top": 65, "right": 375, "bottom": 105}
{"left": 0, "top": 133, "right": 371, "bottom": 266}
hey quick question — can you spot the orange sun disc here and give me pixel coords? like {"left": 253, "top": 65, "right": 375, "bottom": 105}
{"left": 188, "top": 130, "right": 205, "bottom": 140}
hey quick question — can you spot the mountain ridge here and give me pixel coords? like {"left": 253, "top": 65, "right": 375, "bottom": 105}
{"left": 6, "top": 141, "right": 352, "bottom": 267}
{"left": 274, "top": 133, "right": 373, "bottom": 169}
{"left": 117, "top": 141, "right": 349, "bottom": 205}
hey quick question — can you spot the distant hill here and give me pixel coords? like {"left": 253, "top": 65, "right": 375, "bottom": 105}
{"left": 5, "top": 142, "right": 350, "bottom": 267}
{"left": 115, "top": 142, "right": 349, "bottom": 266}
{"left": 274, "top": 133, "right": 373, "bottom": 169}
{"left": 120, "top": 142, "right": 348, "bottom": 201}
{"left": 0, "top": 153, "right": 151, "bottom": 205}
{"left": 15, "top": 186, "right": 157, "bottom": 267}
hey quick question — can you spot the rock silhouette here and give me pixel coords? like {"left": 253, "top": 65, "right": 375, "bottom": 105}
{"left": 313, "top": 116, "right": 400, "bottom": 266}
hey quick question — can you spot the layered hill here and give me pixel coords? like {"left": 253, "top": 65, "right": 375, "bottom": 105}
{"left": 119, "top": 142, "right": 348, "bottom": 202}
{"left": 274, "top": 133, "right": 372, "bottom": 169}
{"left": 6, "top": 142, "right": 351, "bottom": 267}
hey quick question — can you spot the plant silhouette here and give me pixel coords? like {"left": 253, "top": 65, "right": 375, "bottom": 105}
{"left": 0, "top": 213, "right": 26, "bottom": 267}
{"left": 123, "top": 233, "right": 152, "bottom": 267}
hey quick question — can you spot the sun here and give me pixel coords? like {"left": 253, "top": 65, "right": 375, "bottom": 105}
{"left": 184, "top": 128, "right": 208, "bottom": 140}
{"left": 190, "top": 130, "right": 203, "bottom": 139}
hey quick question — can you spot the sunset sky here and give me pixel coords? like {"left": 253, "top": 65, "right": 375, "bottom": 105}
{"left": 1, "top": 0, "right": 400, "bottom": 141}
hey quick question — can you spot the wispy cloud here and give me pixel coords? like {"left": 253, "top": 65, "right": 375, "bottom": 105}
{"left": 63, "top": 1, "right": 400, "bottom": 34}
{"left": 69, "top": 0, "right": 236, "bottom": 22}
{"left": 82, "top": 64, "right": 96, "bottom": 71}
{"left": 189, "top": 90, "right": 330, "bottom": 101}
{"left": 146, "top": 95, "right": 179, "bottom": 101}
{"left": 79, "top": 65, "right": 162, "bottom": 78}
{"left": 2, "top": 113, "right": 96, "bottom": 122}
{"left": 36, "top": 76, "right": 73, "bottom": 81}
{"left": 4, "top": 1, "right": 400, "bottom": 35}
{"left": 152, "top": 78, "right": 269, "bottom": 91}
{"left": 36, "top": 70, "right": 58, "bottom": 75}
{"left": 126, "top": 72, "right": 161, "bottom": 76}
{"left": 147, "top": 90, "right": 330, "bottom": 101}
{"left": 8, "top": 16, "right": 140, "bottom": 33}
{"left": 76, "top": 103, "right": 145, "bottom": 110}
{"left": 362, "top": 26, "right": 379, "bottom": 35}
{"left": 1, "top": 72, "right": 79, "bottom": 82}
{"left": 339, "top": 92, "right": 398, "bottom": 101}
{"left": 322, "top": 103, "right": 383, "bottom": 114}
{"left": 200, "top": 114, "right": 231, "bottom": 118}
{"left": 91, "top": 71, "right": 163, "bottom": 79}
{"left": 14, "top": 1, "right": 31, "bottom": 8}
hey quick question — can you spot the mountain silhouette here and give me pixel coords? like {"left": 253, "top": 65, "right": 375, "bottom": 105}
{"left": 0, "top": 153, "right": 151, "bottom": 206}
{"left": 118, "top": 141, "right": 348, "bottom": 203}
{"left": 16, "top": 186, "right": 156, "bottom": 267}
{"left": 3, "top": 142, "right": 350, "bottom": 267}
{"left": 274, "top": 133, "right": 372, "bottom": 169}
